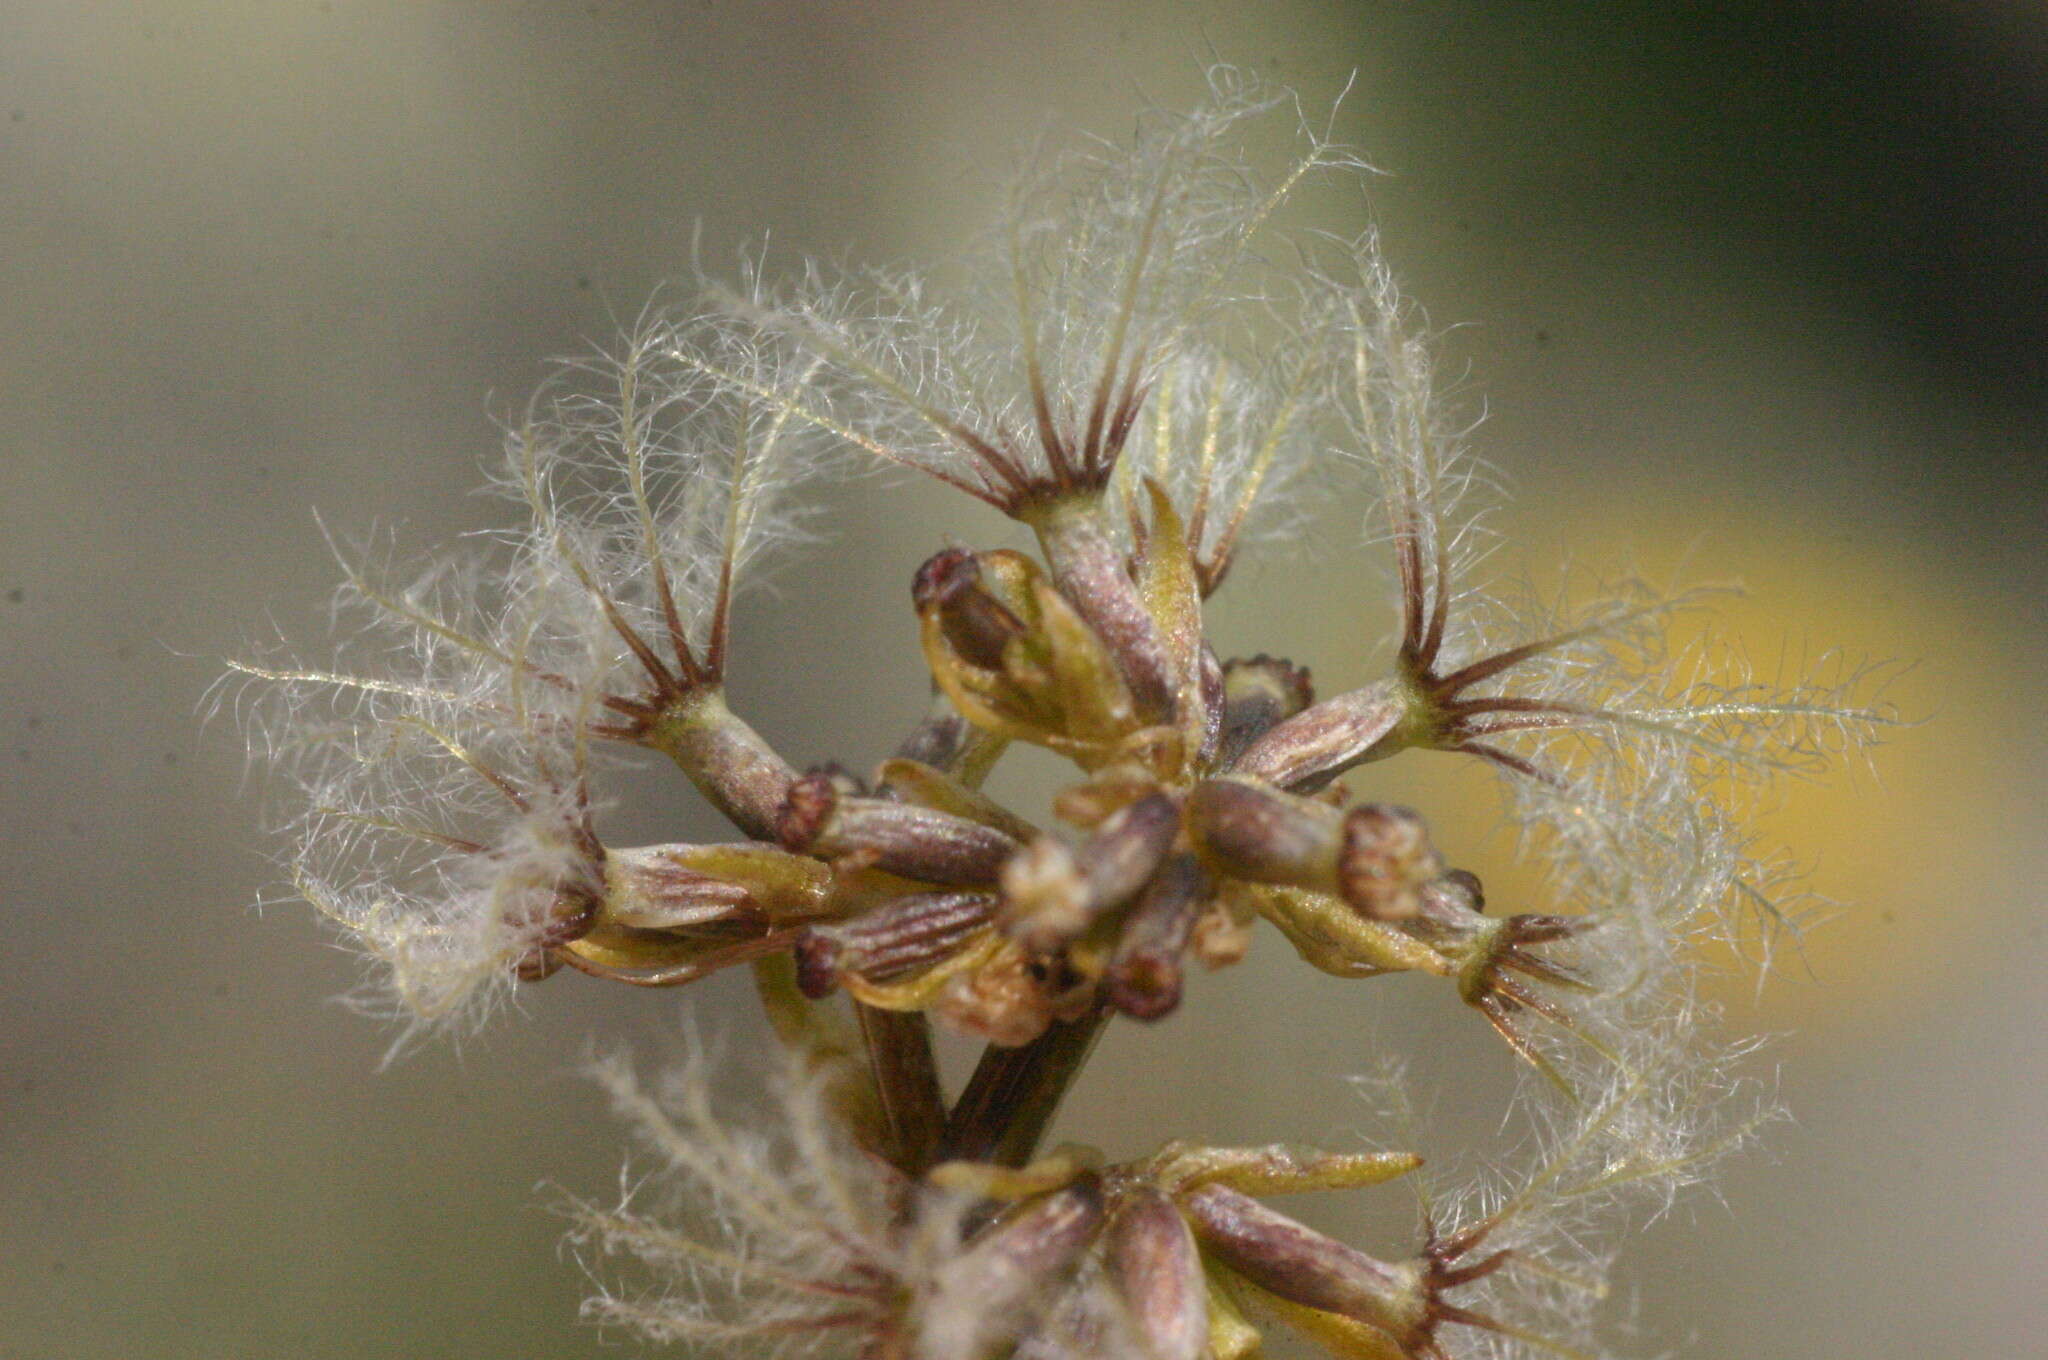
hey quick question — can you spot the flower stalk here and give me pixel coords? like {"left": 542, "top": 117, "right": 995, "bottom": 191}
{"left": 940, "top": 1008, "right": 1113, "bottom": 1168}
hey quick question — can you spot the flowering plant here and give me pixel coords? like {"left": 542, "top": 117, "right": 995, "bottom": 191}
{"left": 238, "top": 71, "right": 1888, "bottom": 1358}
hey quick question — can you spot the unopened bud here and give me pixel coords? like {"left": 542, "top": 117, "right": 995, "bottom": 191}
{"left": 915, "top": 547, "right": 1145, "bottom": 766}
{"left": 778, "top": 769, "right": 1020, "bottom": 886}
{"left": 1186, "top": 779, "right": 1439, "bottom": 921}
{"left": 1215, "top": 654, "right": 1316, "bottom": 768}
{"left": 1336, "top": 804, "right": 1441, "bottom": 921}
{"left": 1104, "top": 1187, "right": 1208, "bottom": 1360}
{"left": 601, "top": 842, "right": 836, "bottom": 930}
{"left": 1184, "top": 776, "right": 1345, "bottom": 892}
{"left": 914, "top": 548, "right": 1027, "bottom": 669}
{"left": 922, "top": 1178, "right": 1107, "bottom": 1358}
{"left": 1195, "top": 644, "right": 1227, "bottom": 766}
{"left": 1182, "top": 1184, "right": 1425, "bottom": 1341}
{"left": 1003, "top": 792, "right": 1181, "bottom": 953}
{"left": 891, "top": 690, "right": 1008, "bottom": 788}
{"left": 793, "top": 890, "right": 997, "bottom": 998}
{"left": 1020, "top": 497, "right": 1176, "bottom": 721}
{"left": 1104, "top": 853, "right": 1209, "bottom": 1019}
{"left": 1229, "top": 677, "right": 1407, "bottom": 792}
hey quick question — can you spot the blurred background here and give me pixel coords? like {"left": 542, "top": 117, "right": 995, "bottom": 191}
{"left": 3, "top": 2, "right": 2043, "bottom": 1356}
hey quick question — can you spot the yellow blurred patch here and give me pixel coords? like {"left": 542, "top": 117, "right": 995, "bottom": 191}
{"left": 1345, "top": 490, "right": 2013, "bottom": 1039}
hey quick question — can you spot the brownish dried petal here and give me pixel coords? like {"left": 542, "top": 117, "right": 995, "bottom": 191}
{"left": 1050, "top": 765, "right": 1166, "bottom": 828}
{"left": 1190, "top": 888, "right": 1256, "bottom": 968}
{"left": 933, "top": 941, "right": 1058, "bottom": 1049}
{"left": 997, "top": 838, "right": 1091, "bottom": 951}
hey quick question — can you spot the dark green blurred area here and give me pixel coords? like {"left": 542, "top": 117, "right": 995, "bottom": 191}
{"left": 3, "top": 3, "right": 2041, "bottom": 1358}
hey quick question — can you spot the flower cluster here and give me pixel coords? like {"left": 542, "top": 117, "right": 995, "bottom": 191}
{"left": 240, "top": 70, "right": 1889, "bottom": 1357}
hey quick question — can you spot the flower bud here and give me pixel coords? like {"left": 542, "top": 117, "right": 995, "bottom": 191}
{"left": 778, "top": 768, "right": 1020, "bottom": 886}
{"left": 1002, "top": 791, "right": 1181, "bottom": 953}
{"left": 1019, "top": 496, "right": 1177, "bottom": 722}
{"left": 888, "top": 691, "right": 1009, "bottom": 789}
{"left": 1196, "top": 644, "right": 1228, "bottom": 766}
{"left": 1185, "top": 777, "right": 1341, "bottom": 890}
{"left": 600, "top": 842, "right": 836, "bottom": 930}
{"left": 1182, "top": 1184, "right": 1426, "bottom": 1342}
{"left": 914, "top": 547, "right": 1028, "bottom": 669}
{"left": 1229, "top": 676, "right": 1407, "bottom": 791}
{"left": 1338, "top": 804, "right": 1441, "bottom": 922}
{"left": 793, "top": 890, "right": 998, "bottom": 999}
{"left": 1103, "top": 852, "right": 1210, "bottom": 1019}
{"left": 1104, "top": 1187, "right": 1208, "bottom": 1360}
{"left": 1214, "top": 654, "right": 1316, "bottom": 768}
{"left": 915, "top": 547, "right": 1146, "bottom": 766}
{"left": 920, "top": 1178, "right": 1107, "bottom": 1359}
{"left": 1185, "top": 778, "right": 1440, "bottom": 920}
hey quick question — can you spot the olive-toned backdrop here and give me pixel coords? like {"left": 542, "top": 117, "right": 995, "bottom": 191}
{"left": 3, "top": 4, "right": 2042, "bottom": 1357}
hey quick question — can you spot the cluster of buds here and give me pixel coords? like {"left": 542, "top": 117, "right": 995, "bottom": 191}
{"left": 244, "top": 70, "right": 1887, "bottom": 1357}
{"left": 764, "top": 517, "right": 1608, "bottom": 1090}
{"left": 919, "top": 1139, "right": 1515, "bottom": 1360}
{"left": 575, "top": 1047, "right": 1624, "bottom": 1360}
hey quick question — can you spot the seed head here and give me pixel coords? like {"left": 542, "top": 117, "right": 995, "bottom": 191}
{"left": 234, "top": 63, "right": 1892, "bottom": 1359}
